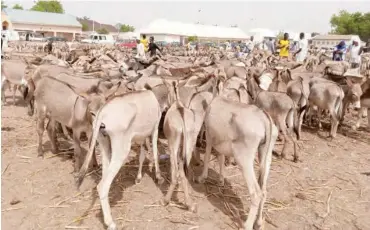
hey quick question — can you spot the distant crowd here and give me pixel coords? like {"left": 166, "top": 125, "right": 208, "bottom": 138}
{"left": 220, "top": 33, "right": 369, "bottom": 69}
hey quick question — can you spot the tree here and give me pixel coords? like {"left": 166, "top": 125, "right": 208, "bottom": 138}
{"left": 12, "top": 4, "right": 23, "bottom": 10}
{"left": 115, "top": 23, "right": 122, "bottom": 30}
{"left": 1, "top": 1, "right": 7, "bottom": 9}
{"left": 82, "top": 16, "right": 90, "bottom": 20}
{"left": 276, "top": 31, "right": 284, "bottom": 40}
{"left": 31, "top": 0, "right": 64, "bottom": 14}
{"left": 81, "top": 23, "right": 89, "bottom": 31}
{"left": 119, "top": 24, "right": 135, "bottom": 32}
{"left": 97, "top": 28, "right": 109, "bottom": 34}
{"left": 330, "top": 10, "right": 370, "bottom": 41}
{"left": 311, "top": 32, "right": 320, "bottom": 38}
{"left": 187, "top": 36, "right": 198, "bottom": 42}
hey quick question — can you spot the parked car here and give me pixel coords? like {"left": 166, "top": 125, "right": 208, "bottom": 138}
{"left": 20, "top": 32, "right": 44, "bottom": 42}
{"left": 81, "top": 34, "right": 115, "bottom": 44}
{"left": 169, "top": 41, "right": 181, "bottom": 47}
{"left": 156, "top": 41, "right": 168, "bottom": 47}
{"left": 45, "top": 36, "right": 67, "bottom": 42}
{"left": 116, "top": 39, "right": 137, "bottom": 48}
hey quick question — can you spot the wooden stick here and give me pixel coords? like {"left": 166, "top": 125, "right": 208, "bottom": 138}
{"left": 56, "top": 192, "right": 84, "bottom": 206}
{"left": 65, "top": 226, "right": 89, "bottom": 229}
{"left": 320, "top": 190, "right": 333, "bottom": 218}
{"left": 2, "top": 163, "right": 10, "bottom": 175}
{"left": 2, "top": 207, "right": 25, "bottom": 212}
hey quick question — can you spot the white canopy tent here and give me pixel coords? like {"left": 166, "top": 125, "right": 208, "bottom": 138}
{"left": 138, "top": 19, "right": 249, "bottom": 40}
{"left": 248, "top": 28, "right": 277, "bottom": 42}
{"left": 117, "top": 32, "right": 140, "bottom": 40}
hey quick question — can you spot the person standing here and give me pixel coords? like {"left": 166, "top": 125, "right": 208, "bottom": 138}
{"left": 47, "top": 39, "right": 53, "bottom": 54}
{"left": 332, "top": 41, "right": 347, "bottom": 61}
{"left": 148, "top": 36, "right": 162, "bottom": 57}
{"left": 277, "top": 33, "right": 290, "bottom": 60}
{"left": 140, "top": 34, "right": 149, "bottom": 52}
{"left": 246, "top": 36, "right": 255, "bottom": 53}
{"left": 265, "top": 38, "right": 276, "bottom": 54}
{"left": 348, "top": 40, "right": 363, "bottom": 68}
{"left": 135, "top": 39, "right": 146, "bottom": 60}
{"left": 1, "top": 29, "right": 8, "bottom": 59}
{"left": 294, "top": 32, "right": 308, "bottom": 63}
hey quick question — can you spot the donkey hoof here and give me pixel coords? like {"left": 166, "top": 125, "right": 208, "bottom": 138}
{"left": 135, "top": 177, "right": 142, "bottom": 184}
{"left": 37, "top": 150, "right": 44, "bottom": 158}
{"left": 293, "top": 157, "right": 300, "bottom": 163}
{"left": 157, "top": 176, "right": 164, "bottom": 185}
{"left": 253, "top": 219, "right": 264, "bottom": 230}
{"left": 107, "top": 223, "right": 117, "bottom": 230}
{"left": 51, "top": 148, "right": 58, "bottom": 155}
{"left": 160, "top": 197, "right": 169, "bottom": 206}
{"left": 188, "top": 203, "right": 198, "bottom": 213}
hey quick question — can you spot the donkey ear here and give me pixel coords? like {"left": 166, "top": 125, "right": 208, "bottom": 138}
{"left": 184, "top": 75, "right": 203, "bottom": 87}
{"left": 345, "top": 77, "right": 353, "bottom": 87}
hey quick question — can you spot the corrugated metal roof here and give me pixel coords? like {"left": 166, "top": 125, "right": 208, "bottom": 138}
{"left": 3, "top": 9, "right": 82, "bottom": 27}
{"left": 139, "top": 19, "right": 249, "bottom": 39}
{"left": 77, "top": 18, "right": 118, "bottom": 32}
{"left": 311, "top": 34, "right": 355, "bottom": 40}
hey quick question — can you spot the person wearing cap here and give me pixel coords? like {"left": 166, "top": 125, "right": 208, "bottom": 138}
{"left": 348, "top": 40, "right": 363, "bottom": 68}
{"left": 294, "top": 32, "right": 308, "bottom": 63}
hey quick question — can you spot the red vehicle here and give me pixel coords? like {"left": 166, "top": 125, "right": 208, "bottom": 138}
{"left": 116, "top": 39, "right": 137, "bottom": 48}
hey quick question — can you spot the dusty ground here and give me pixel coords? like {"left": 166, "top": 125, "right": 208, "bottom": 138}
{"left": 2, "top": 92, "right": 370, "bottom": 230}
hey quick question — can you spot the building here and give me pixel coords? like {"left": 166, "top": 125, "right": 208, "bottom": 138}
{"left": 2, "top": 9, "right": 82, "bottom": 41}
{"left": 311, "top": 34, "right": 361, "bottom": 48}
{"left": 77, "top": 18, "right": 118, "bottom": 33}
{"left": 138, "top": 19, "right": 249, "bottom": 44}
{"left": 2, "top": 10, "right": 12, "bottom": 30}
{"left": 77, "top": 18, "right": 119, "bottom": 39}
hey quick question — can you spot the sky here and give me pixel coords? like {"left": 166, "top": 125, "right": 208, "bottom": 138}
{"left": 4, "top": 0, "right": 370, "bottom": 33}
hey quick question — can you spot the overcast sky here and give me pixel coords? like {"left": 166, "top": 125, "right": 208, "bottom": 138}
{"left": 5, "top": 0, "right": 370, "bottom": 33}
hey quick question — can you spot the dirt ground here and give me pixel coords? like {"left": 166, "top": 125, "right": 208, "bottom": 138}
{"left": 2, "top": 92, "right": 370, "bottom": 230}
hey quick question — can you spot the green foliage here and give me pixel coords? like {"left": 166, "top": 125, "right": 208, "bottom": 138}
{"left": 30, "top": 0, "right": 64, "bottom": 14}
{"left": 81, "top": 23, "right": 89, "bottom": 31}
{"left": 119, "top": 24, "right": 135, "bottom": 32}
{"left": 311, "top": 32, "right": 320, "bottom": 38}
{"left": 187, "top": 36, "right": 198, "bottom": 42}
{"left": 1, "top": 1, "right": 7, "bottom": 9}
{"left": 97, "top": 28, "right": 109, "bottom": 34}
{"left": 330, "top": 10, "right": 370, "bottom": 41}
{"left": 276, "top": 31, "right": 284, "bottom": 40}
{"left": 12, "top": 4, "right": 23, "bottom": 10}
